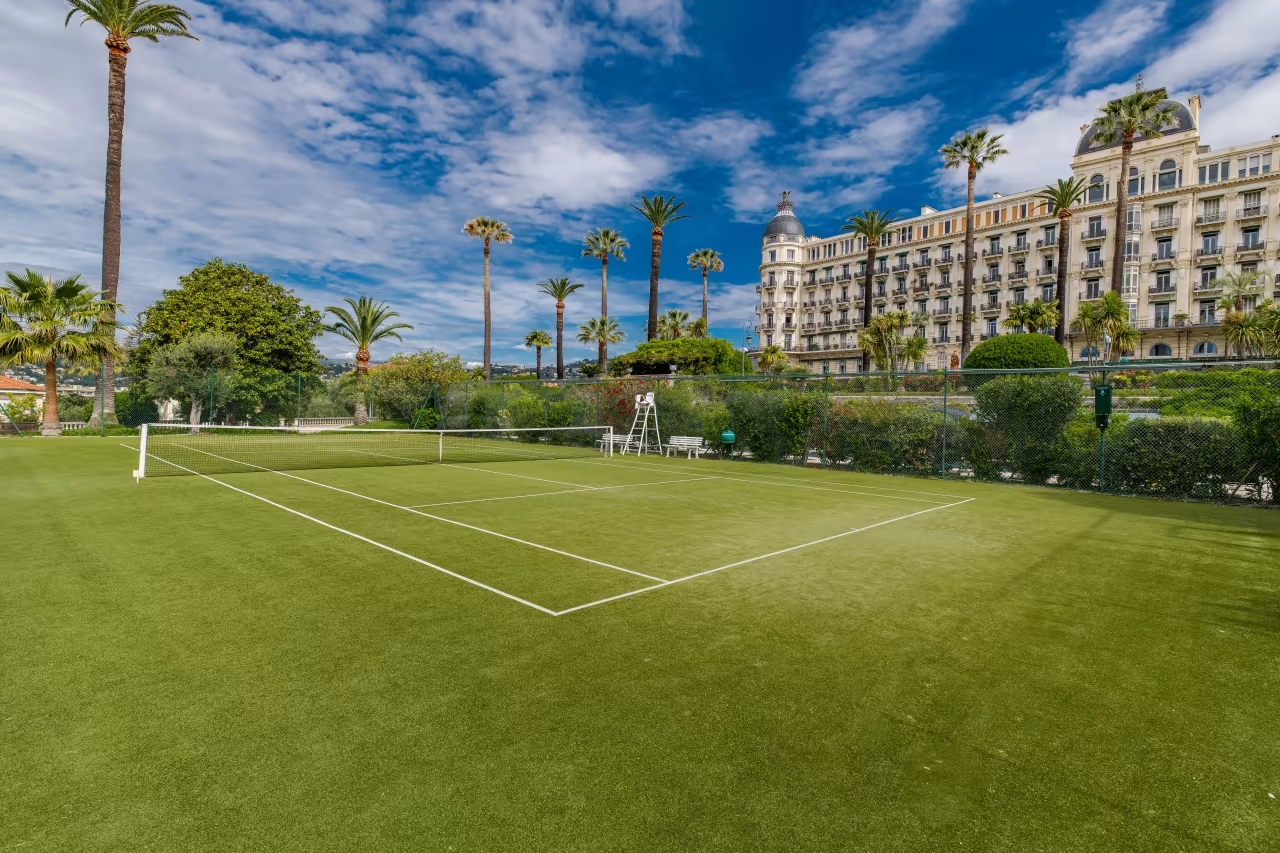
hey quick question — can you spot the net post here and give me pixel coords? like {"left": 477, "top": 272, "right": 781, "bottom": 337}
{"left": 438, "top": 430, "right": 443, "bottom": 462}
{"left": 136, "top": 424, "right": 149, "bottom": 480}
{"left": 606, "top": 425, "right": 613, "bottom": 457}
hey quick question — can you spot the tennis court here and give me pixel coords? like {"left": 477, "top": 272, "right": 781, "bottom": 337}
{"left": 132, "top": 425, "right": 974, "bottom": 615}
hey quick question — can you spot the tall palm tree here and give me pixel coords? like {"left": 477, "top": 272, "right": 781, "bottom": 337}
{"left": 0, "top": 270, "right": 122, "bottom": 436}
{"left": 463, "top": 216, "right": 513, "bottom": 381}
{"left": 65, "top": 0, "right": 196, "bottom": 425}
{"left": 687, "top": 248, "right": 723, "bottom": 325}
{"left": 581, "top": 228, "right": 628, "bottom": 372}
{"left": 687, "top": 316, "right": 708, "bottom": 339}
{"left": 1035, "top": 177, "right": 1089, "bottom": 344}
{"left": 841, "top": 209, "right": 904, "bottom": 371}
{"left": 756, "top": 343, "right": 788, "bottom": 374}
{"left": 941, "top": 128, "right": 1009, "bottom": 362}
{"left": 536, "top": 277, "right": 584, "bottom": 380}
{"left": 1087, "top": 84, "right": 1178, "bottom": 293}
{"left": 1215, "top": 270, "right": 1263, "bottom": 313}
{"left": 657, "top": 308, "right": 690, "bottom": 340}
{"left": 630, "top": 195, "right": 690, "bottom": 340}
{"left": 524, "top": 329, "right": 552, "bottom": 379}
{"left": 576, "top": 317, "right": 624, "bottom": 373}
{"left": 1002, "top": 298, "right": 1061, "bottom": 335}
{"left": 1075, "top": 291, "right": 1137, "bottom": 363}
{"left": 324, "top": 296, "right": 413, "bottom": 425}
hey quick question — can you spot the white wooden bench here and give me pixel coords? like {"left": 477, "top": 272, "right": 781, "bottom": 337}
{"left": 598, "top": 433, "right": 633, "bottom": 454}
{"left": 665, "top": 436, "right": 708, "bottom": 458}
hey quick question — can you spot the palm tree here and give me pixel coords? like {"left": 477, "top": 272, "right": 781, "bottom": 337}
{"left": 0, "top": 269, "right": 122, "bottom": 436}
{"left": 1215, "top": 270, "right": 1264, "bottom": 313}
{"left": 1257, "top": 303, "right": 1280, "bottom": 357}
{"left": 687, "top": 316, "right": 708, "bottom": 339}
{"left": 1087, "top": 83, "right": 1178, "bottom": 293}
{"left": 581, "top": 228, "right": 628, "bottom": 372}
{"left": 941, "top": 128, "right": 1009, "bottom": 361}
{"left": 536, "top": 277, "right": 584, "bottom": 380}
{"left": 630, "top": 195, "right": 690, "bottom": 340}
{"left": 756, "top": 343, "right": 788, "bottom": 374}
{"left": 1075, "top": 291, "right": 1137, "bottom": 362}
{"left": 576, "top": 317, "right": 624, "bottom": 373}
{"left": 686, "top": 248, "right": 723, "bottom": 325}
{"left": 324, "top": 296, "right": 412, "bottom": 425}
{"left": 1034, "top": 177, "right": 1089, "bottom": 345}
{"left": 463, "top": 216, "right": 513, "bottom": 381}
{"left": 65, "top": 0, "right": 196, "bottom": 425}
{"left": 657, "top": 309, "right": 690, "bottom": 340}
{"left": 862, "top": 310, "right": 929, "bottom": 373}
{"left": 524, "top": 329, "right": 552, "bottom": 379}
{"left": 1002, "top": 298, "right": 1061, "bottom": 334}
{"left": 1223, "top": 310, "right": 1268, "bottom": 358}
{"left": 841, "top": 209, "right": 904, "bottom": 371}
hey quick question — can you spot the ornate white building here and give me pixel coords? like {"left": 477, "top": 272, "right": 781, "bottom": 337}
{"left": 754, "top": 93, "right": 1279, "bottom": 371}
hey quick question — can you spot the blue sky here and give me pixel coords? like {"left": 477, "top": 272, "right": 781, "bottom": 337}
{"left": 3, "top": 0, "right": 1279, "bottom": 365}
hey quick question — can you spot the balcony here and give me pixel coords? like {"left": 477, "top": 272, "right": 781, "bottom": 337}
{"left": 982, "top": 247, "right": 1004, "bottom": 257}
{"left": 931, "top": 337, "right": 951, "bottom": 345}
{"left": 1036, "top": 238, "right": 1058, "bottom": 249}
{"left": 1236, "top": 205, "right": 1268, "bottom": 220}
{"left": 931, "top": 307, "right": 952, "bottom": 316}
{"left": 1195, "top": 246, "right": 1224, "bottom": 261}
{"left": 1009, "top": 270, "right": 1029, "bottom": 282}
{"left": 820, "top": 297, "right": 835, "bottom": 306}
{"left": 835, "top": 273, "right": 852, "bottom": 282}
{"left": 1195, "top": 211, "right": 1226, "bottom": 225}
{"left": 935, "top": 280, "right": 953, "bottom": 291}
{"left": 1006, "top": 299, "right": 1029, "bottom": 309}
{"left": 891, "top": 262, "right": 910, "bottom": 273}
{"left": 912, "top": 283, "right": 930, "bottom": 294}
{"left": 819, "top": 276, "right": 836, "bottom": 285}
{"left": 1139, "top": 319, "right": 1173, "bottom": 330}
{"left": 802, "top": 322, "right": 817, "bottom": 331}
{"left": 1150, "top": 252, "right": 1177, "bottom": 268}
{"left": 1193, "top": 280, "right": 1223, "bottom": 294}
{"left": 913, "top": 259, "right": 933, "bottom": 269}
{"left": 1081, "top": 259, "right": 1105, "bottom": 271}
{"left": 891, "top": 287, "right": 909, "bottom": 297}
{"left": 1150, "top": 217, "right": 1179, "bottom": 232}
{"left": 936, "top": 254, "right": 956, "bottom": 266}
{"left": 980, "top": 303, "right": 1003, "bottom": 315}
{"left": 1237, "top": 240, "right": 1268, "bottom": 256}
{"left": 982, "top": 273, "right": 1003, "bottom": 284}
{"left": 1009, "top": 242, "right": 1031, "bottom": 255}
{"left": 802, "top": 300, "right": 817, "bottom": 308}
{"left": 1078, "top": 291, "right": 1104, "bottom": 302}
{"left": 980, "top": 333, "right": 1001, "bottom": 340}
{"left": 1038, "top": 268, "right": 1058, "bottom": 280}
{"left": 1081, "top": 228, "right": 1107, "bottom": 241}
{"left": 1148, "top": 284, "right": 1177, "bottom": 297}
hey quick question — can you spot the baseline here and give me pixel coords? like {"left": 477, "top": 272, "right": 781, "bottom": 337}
{"left": 552, "top": 497, "right": 976, "bottom": 616}
{"left": 404, "top": 475, "right": 717, "bottom": 509}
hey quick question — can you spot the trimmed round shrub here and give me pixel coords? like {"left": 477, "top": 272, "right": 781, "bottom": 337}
{"left": 963, "top": 334, "right": 1070, "bottom": 371}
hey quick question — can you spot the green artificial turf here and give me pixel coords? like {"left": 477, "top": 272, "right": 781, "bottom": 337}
{"left": 2, "top": 438, "right": 1278, "bottom": 851}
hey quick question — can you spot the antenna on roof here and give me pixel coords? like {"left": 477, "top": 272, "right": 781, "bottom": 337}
{"left": 1136, "top": 73, "right": 1144, "bottom": 92}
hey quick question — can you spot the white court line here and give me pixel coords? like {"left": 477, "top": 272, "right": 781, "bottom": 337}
{"left": 564, "top": 457, "right": 954, "bottom": 504}
{"left": 552, "top": 497, "right": 976, "bottom": 616}
{"left": 174, "top": 444, "right": 667, "bottom": 584}
{"left": 343, "top": 448, "right": 597, "bottom": 489}
{"left": 404, "top": 476, "right": 717, "bottom": 509}
{"left": 132, "top": 450, "right": 558, "bottom": 615}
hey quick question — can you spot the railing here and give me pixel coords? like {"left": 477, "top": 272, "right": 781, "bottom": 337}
{"left": 1009, "top": 270, "right": 1029, "bottom": 281}
{"left": 1082, "top": 228, "right": 1107, "bottom": 240}
{"left": 930, "top": 307, "right": 951, "bottom": 316}
{"left": 912, "top": 283, "right": 930, "bottom": 293}
{"left": 936, "top": 280, "right": 953, "bottom": 290}
{"left": 931, "top": 336, "right": 951, "bottom": 344}
{"left": 1196, "top": 247, "right": 1224, "bottom": 258}
{"left": 1195, "top": 212, "right": 1225, "bottom": 225}
{"left": 1150, "top": 252, "right": 1176, "bottom": 264}
{"left": 891, "top": 263, "right": 910, "bottom": 272}
{"left": 1193, "top": 281, "right": 1223, "bottom": 293}
{"left": 1150, "top": 218, "right": 1179, "bottom": 230}
{"left": 982, "top": 248, "right": 1004, "bottom": 257}
{"left": 835, "top": 273, "right": 852, "bottom": 282}
{"left": 802, "top": 300, "right": 817, "bottom": 308}
{"left": 1237, "top": 240, "right": 1268, "bottom": 252}
{"left": 1006, "top": 300, "right": 1028, "bottom": 309}
{"left": 980, "top": 333, "right": 1000, "bottom": 340}
{"left": 820, "top": 297, "right": 835, "bottom": 306}
{"left": 981, "top": 303, "right": 1003, "bottom": 313}
{"left": 1236, "top": 206, "right": 1268, "bottom": 219}
{"left": 1081, "top": 260, "right": 1105, "bottom": 270}
{"left": 297, "top": 417, "right": 356, "bottom": 429}
{"left": 913, "top": 259, "right": 933, "bottom": 268}
{"left": 1038, "top": 268, "right": 1057, "bottom": 278}
{"left": 820, "top": 277, "right": 836, "bottom": 284}
{"left": 1078, "top": 291, "right": 1103, "bottom": 301}
{"left": 1010, "top": 243, "right": 1030, "bottom": 253}
{"left": 1036, "top": 238, "right": 1058, "bottom": 248}
{"left": 982, "top": 273, "right": 1003, "bottom": 283}
{"left": 1148, "top": 284, "right": 1177, "bottom": 295}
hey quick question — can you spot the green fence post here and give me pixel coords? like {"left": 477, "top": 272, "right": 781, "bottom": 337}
{"left": 940, "top": 365, "right": 949, "bottom": 477}
{"left": 208, "top": 365, "right": 215, "bottom": 426}
{"left": 296, "top": 374, "right": 302, "bottom": 426}
{"left": 820, "top": 375, "right": 830, "bottom": 467}
{"left": 1098, "top": 431, "right": 1107, "bottom": 493}
{"left": 2, "top": 400, "right": 24, "bottom": 436}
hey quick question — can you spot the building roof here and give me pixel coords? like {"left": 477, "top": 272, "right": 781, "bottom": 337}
{"left": 0, "top": 376, "right": 43, "bottom": 393}
{"left": 1075, "top": 99, "right": 1196, "bottom": 157}
{"left": 763, "top": 192, "right": 805, "bottom": 238}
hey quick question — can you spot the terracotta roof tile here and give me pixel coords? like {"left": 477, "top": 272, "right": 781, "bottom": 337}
{"left": 0, "top": 376, "right": 44, "bottom": 392}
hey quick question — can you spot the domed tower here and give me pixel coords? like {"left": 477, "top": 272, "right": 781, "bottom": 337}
{"left": 757, "top": 192, "right": 806, "bottom": 350}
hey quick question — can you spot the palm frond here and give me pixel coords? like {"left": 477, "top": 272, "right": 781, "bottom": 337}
{"left": 65, "top": 0, "right": 197, "bottom": 42}
{"left": 536, "top": 277, "right": 584, "bottom": 302}
{"left": 630, "top": 195, "right": 691, "bottom": 228}
{"left": 582, "top": 228, "right": 629, "bottom": 260}
{"left": 323, "top": 296, "right": 412, "bottom": 350}
{"left": 463, "top": 216, "right": 513, "bottom": 243}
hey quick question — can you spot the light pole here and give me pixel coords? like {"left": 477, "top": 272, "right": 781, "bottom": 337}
{"left": 742, "top": 325, "right": 754, "bottom": 375}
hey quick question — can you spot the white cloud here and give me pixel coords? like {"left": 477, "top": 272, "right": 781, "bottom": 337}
{"left": 1062, "top": 0, "right": 1169, "bottom": 89}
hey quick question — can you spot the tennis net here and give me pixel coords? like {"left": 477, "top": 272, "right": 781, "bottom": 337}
{"left": 136, "top": 424, "right": 613, "bottom": 478}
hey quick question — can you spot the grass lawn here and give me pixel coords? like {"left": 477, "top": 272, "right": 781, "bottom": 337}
{"left": 2, "top": 437, "right": 1278, "bottom": 851}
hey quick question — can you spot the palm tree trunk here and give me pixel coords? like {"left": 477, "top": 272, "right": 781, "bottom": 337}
{"left": 600, "top": 257, "right": 609, "bottom": 373}
{"left": 555, "top": 302, "right": 565, "bottom": 380}
{"left": 647, "top": 227, "right": 662, "bottom": 341}
{"left": 354, "top": 354, "right": 370, "bottom": 425}
{"left": 701, "top": 268, "right": 708, "bottom": 323}
{"left": 41, "top": 357, "right": 61, "bottom": 437}
{"left": 91, "top": 45, "right": 129, "bottom": 428}
{"left": 535, "top": 347, "right": 542, "bottom": 380}
{"left": 861, "top": 245, "right": 876, "bottom": 371}
{"left": 1111, "top": 136, "right": 1133, "bottom": 293}
{"left": 482, "top": 238, "right": 492, "bottom": 382}
{"left": 1055, "top": 212, "right": 1071, "bottom": 346}
{"left": 960, "top": 166, "right": 977, "bottom": 362}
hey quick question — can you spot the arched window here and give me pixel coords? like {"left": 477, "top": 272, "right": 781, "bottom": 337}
{"left": 1194, "top": 341, "right": 1218, "bottom": 355}
{"left": 1080, "top": 345, "right": 1100, "bottom": 359}
{"left": 1128, "top": 166, "right": 1141, "bottom": 195}
{"left": 1087, "top": 174, "right": 1106, "bottom": 204}
{"left": 1149, "top": 343, "right": 1173, "bottom": 357}
{"left": 1157, "top": 159, "right": 1177, "bottom": 192}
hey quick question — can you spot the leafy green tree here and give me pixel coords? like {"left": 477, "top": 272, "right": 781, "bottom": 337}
{"left": 145, "top": 331, "right": 237, "bottom": 425}
{"left": 687, "top": 316, "right": 708, "bottom": 339}
{"left": 941, "top": 128, "right": 1009, "bottom": 360}
{"left": 841, "top": 209, "right": 904, "bottom": 372}
{"left": 369, "top": 350, "right": 468, "bottom": 422}
{"left": 65, "top": 0, "right": 197, "bottom": 425}
{"left": 1002, "top": 298, "right": 1061, "bottom": 334}
{"left": 1215, "top": 270, "right": 1264, "bottom": 314}
{"left": 607, "top": 337, "right": 750, "bottom": 376}
{"left": 756, "top": 343, "right": 788, "bottom": 373}
{"left": 0, "top": 269, "right": 122, "bottom": 435}
{"left": 524, "top": 329, "right": 552, "bottom": 378}
{"left": 656, "top": 309, "right": 690, "bottom": 340}
{"left": 463, "top": 216, "right": 512, "bottom": 381}
{"left": 630, "top": 195, "right": 690, "bottom": 340}
{"left": 581, "top": 228, "right": 628, "bottom": 367}
{"left": 324, "top": 296, "right": 412, "bottom": 425}
{"left": 1223, "top": 310, "right": 1268, "bottom": 358}
{"left": 1034, "top": 177, "right": 1089, "bottom": 344}
{"left": 536, "top": 277, "right": 584, "bottom": 379}
{"left": 577, "top": 317, "right": 625, "bottom": 370}
{"left": 862, "top": 310, "right": 928, "bottom": 372}
{"left": 1073, "top": 291, "right": 1136, "bottom": 363}
{"left": 131, "top": 259, "right": 324, "bottom": 421}
{"left": 686, "top": 248, "right": 723, "bottom": 324}
{"left": 1087, "top": 83, "right": 1178, "bottom": 292}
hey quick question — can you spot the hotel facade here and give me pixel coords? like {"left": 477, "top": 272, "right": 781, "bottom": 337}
{"left": 754, "top": 94, "right": 1279, "bottom": 372}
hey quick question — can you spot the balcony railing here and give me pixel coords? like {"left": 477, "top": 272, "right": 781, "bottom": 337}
{"left": 980, "top": 303, "right": 1002, "bottom": 313}
{"left": 913, "top": 283, "right": 930, "bottom": 294}
{"left": 1237, "top": 240, "right": 1268, "bottom": 253}
{"left": 820, "top": 297, "right": 835, "bottom": 306}
{"left": 835, "top": 273, "right": 852, "bottom": 282}
{"left": 931, "top": 336, "right": 951, "bottom": 344}
{"left": 1148, "top": 284, "right": 1177, "bottom": 296}
{"left": 913, "top": 259, "right": 933, "bottom": 268}
{"left": 1010, "top": 243, "right": 1031, "bottom": 254}
{"left": 1006, "top": 299, "right": 1029, "bottom": 309}
{"left": 1038, "top": 268, "right": 1057, "bottom": 279}
{"left": 802, "top": 300, "right": 817, "bottom": 308}
{"left": 1195, "top": 246, "right": 1224, "bottom": 258}
{"left": 1036, "top": 238, "right": 1058, "bottom": 249}
{"left": 935, "top": 280, "right": 953, "bottom": 290}
{"left": 931, "top": 307, "right": 951, "bottom": 316}
{"left": 982, "top": 273, "right": 1002, "bottom": 283}
{"left": 1078, "top": 291, "right": 1103, "bottom": 302}
{"left": 1150, "top": 217, "right": 1179, "bottom": 231}
{"left": 1150, "top": 251, "right": 1176, "bottom": 265}
{"left": 1009, "top": 270, "right": 1029, "bottom": 281}
{"left": 891, "top": 263, "right": 910, "bottom": 272}
{"left": 1195, "top": 211, "right": 1226, "bottom": 225}
{"left": 1081, "top": 259, "right": 1105, "bottom": 270}
{"left": 982, "top": 247, "right": 1004, "bottom": 257}
{"left": 1236, "top": 206, "right": 1268, "bottom": 219}
{"left": 1082, "top": 228, "right": 1107, "bottom": 240}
